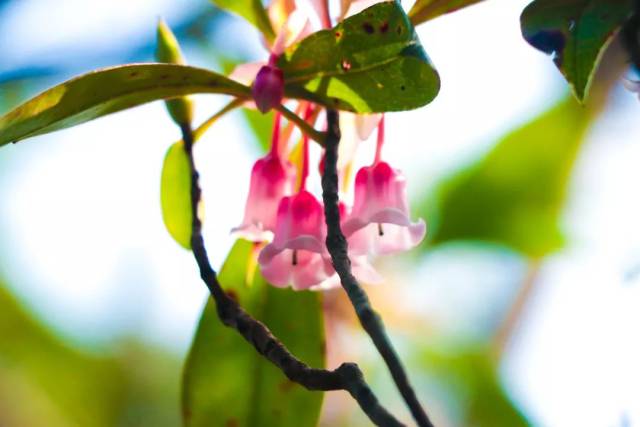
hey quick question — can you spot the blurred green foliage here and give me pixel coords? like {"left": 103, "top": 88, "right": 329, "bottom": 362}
{"left": 183, "top": 240, "right": 325, "bottom": 427}
{"left": 210, "top": 0, "right": 275, "bottom": 42}
{"left": 418, "top": 344, "right": 531, "bottom": 427}
{"left": 0, "top": 282, "right": 181, "bottom": 427}
{"left": 422, "top": 97, "right": 594, "bottom": 258}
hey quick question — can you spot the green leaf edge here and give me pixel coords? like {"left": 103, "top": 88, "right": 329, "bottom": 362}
{"left": 0, "top": 63, "right": 251, "bottom": 147}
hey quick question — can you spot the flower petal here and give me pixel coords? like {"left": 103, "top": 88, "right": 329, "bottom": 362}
{"left": 355, "top": 113, "right": 382, "bottom": 141}
{"left": 229, "top": 62, "right": 264, "bottom": 85}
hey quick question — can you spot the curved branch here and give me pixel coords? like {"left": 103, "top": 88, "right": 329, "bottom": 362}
{"left": 320, "top": 110, "right": 435, "bottom": 427}
{"left": 179, "top": 123, "right": 405, "bottom": 427}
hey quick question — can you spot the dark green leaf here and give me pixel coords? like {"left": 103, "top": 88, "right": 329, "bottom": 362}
{"left": 409, "top": 0, "right": 487, "bottom": 25}
{"left": 279, "top": 1, "right": 440, "bottom": 113}
{"left": 0, "top": 64, "right": 250, "bottom": 146}
{"left": 210, "top": 0, "right": 275, "bottom": 42}
{"left": 183, "top": 240, "right": 325, "bottom": 427}
{"left": 520, "top": 0, "right": 632, "bottom": 102}
{"left": 161, "top": 141, "right": 192, "bottom": 249}
{"left": 422, "top": 98, "right": 592, "bottom": 257}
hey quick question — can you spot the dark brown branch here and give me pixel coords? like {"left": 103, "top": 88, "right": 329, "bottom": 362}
{"left": 179, "top": 123, "right": 405, "bottom": 427}
{"left": 320, "top": 110, "right": 435, "bottom": 427}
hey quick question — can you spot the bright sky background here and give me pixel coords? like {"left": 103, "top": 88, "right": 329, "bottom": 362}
{"left": 0, "top": 0, "right": 639, "bottom": 426}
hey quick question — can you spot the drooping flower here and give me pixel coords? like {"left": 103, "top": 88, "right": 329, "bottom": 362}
{"left": 258, "top": 190, "right": 335, "bottom": 290}
{"left": 342, "top": 117, "right": 426, "bottom": 255}
{"left": 232, "top": 115, "right": 296, "bottom": 242}
{"left": 257, "top": 108, "right": 336, "bottom": 290}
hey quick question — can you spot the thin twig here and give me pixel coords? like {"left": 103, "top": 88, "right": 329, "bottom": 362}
{"left": 276, "top": 104, "right": 326, "bottom": 145}
{"left": 491, "top": 260, "right": 542, "bottom": 361}
{"left": 179, "top": 123, "right": 405, "bottom": 427}
{"left": 320, "top": 110, "right": 435, "bottom": 427}
{"left": 192, "top": 98, "right": 245, "bottom": 142}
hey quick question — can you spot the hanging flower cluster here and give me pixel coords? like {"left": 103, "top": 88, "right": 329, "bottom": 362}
{"left": 232, "top": 110, "right": 425, "bottom": 290}
{"left": 230, "top": 0, "right": 425, "bottom": 290}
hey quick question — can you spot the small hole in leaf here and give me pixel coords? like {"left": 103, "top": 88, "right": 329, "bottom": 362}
{"left": 363, "top": 22, "right": 375, "bottom": 34}
{"left": 380, "top": 22, "right": 389, "bottom": 33}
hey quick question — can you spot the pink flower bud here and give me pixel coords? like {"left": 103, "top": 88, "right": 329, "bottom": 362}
{"left": 252, "top": 65, "right": 284, "bottom": 113}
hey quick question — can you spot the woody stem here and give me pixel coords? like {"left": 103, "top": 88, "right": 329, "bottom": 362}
{"left": 179, "top": 122, "right": 406, "bottom": 427}
{"left": 321, "top": 110, "right": 435, "bottom": 427}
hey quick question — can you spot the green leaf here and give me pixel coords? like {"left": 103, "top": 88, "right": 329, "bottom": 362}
{"left": 161, "top": 141, "right": 192, "bottom": 249}
{"left": 0, "top": 281, "right": 181, "bottom": 426}
{"left": 409, "top": 0, "right": 487, "bottom": 25}
{"left": 210, "top": 0, "right": 275, "bottom": 42}
{"left": 520, "top": 0, "right": 632, "bottom": 102}
{"left": 0, "top": 64, "right": 250, "bottom": 146}
{"left": 422, "top": 98, "right": 592, "bottom": 258}
{"left": 279, "top": 1, "right": 440, "bottom": 113}
{"left": 183, "top": 240, "right": 325, "bottom": 427}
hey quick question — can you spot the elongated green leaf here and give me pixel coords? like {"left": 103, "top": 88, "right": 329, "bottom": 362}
{"left": 422, "top": 98, "right": 592, "bottom": 258}
{"left": 210, "top": 0, "right": 275, "bottom": 42}
{"left": 0, "top": 64, "right": 250, "bottom": 146}
{"left": 161, "top": 141, "right": 192, "bottom": 249}
{"left": 409, "top": 0, "right": 487, "bottom": 25}
{"left": 183, "top": 240, "right": 325, "bottom": 427}
{"left": 520, "top": 0, "right": 632, "bottom": 102}
{"left": 0, "top": 281, "right": 181, "bottom": 427}
{"left": 279, "top": 1, "right": 440, "bottom": 113}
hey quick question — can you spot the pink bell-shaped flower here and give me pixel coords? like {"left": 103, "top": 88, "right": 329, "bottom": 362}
{"left": 308, "top": 202, "right": 384, "bottom": 290}
{"left": 259, "top": 115, "right": 336, "bottom": 291}
{"left": 232, "top": 115, "right": 296, "bottom": 242}
{"left": 258, "top": 190, "right": 335, "bottom": 290}
{"left": 343, "top": 162, "right": 426, "bottom": 255}
{"left": 342, "top": 117, "right": 426, "bottom": 255}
